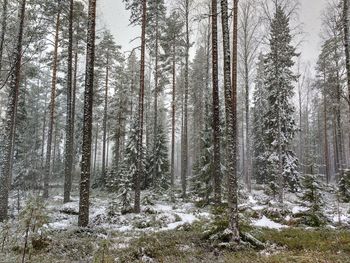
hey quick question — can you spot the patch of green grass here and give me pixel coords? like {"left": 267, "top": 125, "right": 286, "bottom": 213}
{"left": 117, "top": 226, "right": 350, "bottom": 263}
{"left": 256, "top": 228, "right": 350, "bottom": 253}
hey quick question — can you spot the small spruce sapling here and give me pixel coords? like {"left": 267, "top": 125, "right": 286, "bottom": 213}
{"left": 19, "top": 196, "right": 48, "bottom": 263}
{"left": 338, "top": 169, "right": 350, "bottom": 202}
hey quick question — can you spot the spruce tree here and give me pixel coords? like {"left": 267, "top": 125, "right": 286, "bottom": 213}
{"left": 191, "top": 111, "right": 213, "bottom": 205}
{"left": 339, "top": 170, "right": 350, "bottom": 202}
{"left": 146, "top": 122, "right": 170, "bottom": 192}
{"left": 263, "top": 6, "right": 299, "bottom": 201}
{"left": 252, "top": 54, "right": 268, "bottom": 185}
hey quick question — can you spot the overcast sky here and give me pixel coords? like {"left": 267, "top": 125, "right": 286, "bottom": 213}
{"left": 98, "top": 0, "right": 327, "bottom": 65}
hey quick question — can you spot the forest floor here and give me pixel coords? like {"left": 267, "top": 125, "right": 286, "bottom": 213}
{"left": 0, "top": 183, "right": 349, "bottom": 262}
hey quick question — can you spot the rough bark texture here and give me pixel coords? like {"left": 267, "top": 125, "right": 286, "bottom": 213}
{"left": 343, "top": 0, "right": 350, "bottom": 163}
{"left": 135, "top": 0, "right": 147, "bottom": 213}
{"left": 78, "top": 0, "right": 96, "bottom": 227}
{"left": 64, "top": 0, "right": 74, "bottom": 203}
{"left": 0, "top": 0, "right": 26, "bottom": 222}
{"left": 181, "top": 0, "right": 189, "bottom": 199}
{"left": 43, "top": 10, "right": 60, "bottom": 199}
{"left": 323, "top": 70, "right": 330, "bottom": 184}
{"left": 102, "top": 55, "right": 109, "bottom": 183}
{"left": 0, "top": 0, "right": 8, "bottom": 75}
{"left": 171, "top": 38, "right": 176, "bottom": 194}
{"left": 153, "top": 6, "right": 159, "bottom": 186}
{"left": 211, "top": 0, "right": 221, "bottom": 205}
{"left": 221, "top": 0, "right": 240, "bottom": 241}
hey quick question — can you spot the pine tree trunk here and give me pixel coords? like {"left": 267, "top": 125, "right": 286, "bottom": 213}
{"left": 78, "top": 0, "right": 97, "bottom": 227}
{"left": 343, "top": 0, "right": 350, "bottom": 163}
{"left": 43, "top": 10, "right": 60, "bottom": 199}
{"left": 0, "top": 0, "right": 26, "bottom": 222}
{"left": 41, "top": 99, "right": 47, "bottom": 169}
{"left": 323, "top": 72, "right": 330, "bottom": 184}
{"left": 64, "top": 0, "right": 74, "bottom": 203}
{"left": 171, "top": 38, "right": 176, "bottom": 194}
{"left": 181, "top": 0, "right": 189, "bottom": 199}
{"left": 211, "top": 0, "right": 221, "bottom": 205}
{"left": 135, "top": 0, "right": 147, "bottom": 213}
{"left": 221, "top": 0, "right": 239, "bottom": 241}
{"left": 102, "top": 55, "right": 109, "bottom": 183}
{"left": 93, "top": 124, "right": 99, "bottom": 178}
{"left": 153, "top": 7, "right": 159, "bottom": 187}
{"left": 0, "top": 0, "right": 8, "bottom": 76}
{"left": 244, "top": 52, "right": 251, "bottom": 193}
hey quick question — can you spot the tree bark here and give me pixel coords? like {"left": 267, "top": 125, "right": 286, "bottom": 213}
{"left": 343, "top": 0, "right": 350, "bottom": 167}
{"left": 323, "top": 70, "right": 330, "bottom": 184}
{"left": 211, "top": 0, "right": 221, "bottom": 205}
{"left": 171, "top": 37, "right": 176, "bottom": 195}
{"left": 101, "top": 55, "right": 109, "bottom": 183}
{"left": 152, "top": 3, "right": 160, "bottom": 186}
{"left": 78, "top": 0, "right": 97, "bottom": 227}
{"left": 221, "top": 0, "right": 240, "bottom": 241}
{"left": 43, "top": 10, "right": 60, "bottom": 199}
{"left": 0, "top": 0, "right": 8, "bottom": 76}
{"left": 64, "top": 0, "right": 74, "bottom": 203}
{"left": 135, "top": 0, "right": 147, "bottom": 213}
{"left": 0, "top": 0, "right": 26, "bottom": 222}
{"left": 181, "top": 0, "right": 189, "bottom": 199}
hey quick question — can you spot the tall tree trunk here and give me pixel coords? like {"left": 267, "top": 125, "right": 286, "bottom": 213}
{"left": 93, "top": 124, "right": 98, "bottom": 178}
{"left": 78, "top": 0, "right": 97, "bottom": 227}
{"left": 244, "top": 51, "right": 251, "bottom": 193}
{"left": 101, "top": 55, "right": 109, "bottom": 184}
{"left": 0, "top": 0, "right": 26, "bottom": 222}
{"left": 221, "top": 0, "right": 240, "bottom": 241}
{"left": 135, "top": 0, "right": 147, "bottom": 213}
{"left": 41, "top": 98, "right": 47, "bottom": 168}
{"left": 181, "top": 0, "right": 189, "bottom": 199}
{"left": 343, "top": 0, "right": 350, "bottom": 163}
{"left": 43, "top": 10, "right": 60, "bottom": 199}
{"left": 323, "top": 72, "right": 330, "bottom": 184}
{"left": 64, "top": 0, "right": 74, "bottom": 203}
{"left": 0, "top": 0, "right": 8, "bottom": 76}
{"left": 211, "top": 0, "right": 221, "bottom": 205}
{"left": 71, "top": 15, "right": 80, "bottom": 173}
{"left": 153, "top": 5, "right": 160, "bottom": 186}
{"left": 171, "top": 38, "right": 176, "bottom": 195}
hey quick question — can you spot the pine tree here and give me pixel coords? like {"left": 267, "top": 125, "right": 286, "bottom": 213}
{"left": 63, "top": 0, "right": 74, "bottom": 203}
{"left": 211, "top": 0, "right": 221, "bottom": 205}
{"left": 263, "top": 6, "right": 299, "bottom": 201}
{"left": 221, "top": 0, "right": 239, "bottom": 241}
{"left": 160, "top": 11, "right": 185, "bottom": 194}
{"left": 43, "top": 4, "right": 61, "bottom": 198}
{"left": 78, "top": 0, "right": 97, "bottom": 227}
{"left": 123, "top": 0, "right": 147, "bottom": 213}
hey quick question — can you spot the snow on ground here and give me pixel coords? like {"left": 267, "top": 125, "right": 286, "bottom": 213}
{"left": 252, "top": 216, "right": 287, "bottom": 229}
{"left": 45, "top": 190, "right": 212, "bottom": 236}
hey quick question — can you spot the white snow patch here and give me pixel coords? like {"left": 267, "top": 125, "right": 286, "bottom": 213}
{"left": 253, "top": 216, "right": 287, "bottom": 229}
{"left": 292, "top": 206, "right": 308, "bottom": 214}
{"left": 332, "top": 215, "right": 349, "bottom": 223}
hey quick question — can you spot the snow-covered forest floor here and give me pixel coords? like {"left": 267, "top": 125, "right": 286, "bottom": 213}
{"left": 1, "top": 183, "right": 350, "bottom": 262}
